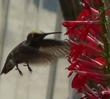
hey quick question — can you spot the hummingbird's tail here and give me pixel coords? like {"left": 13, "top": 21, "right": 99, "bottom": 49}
{"left": 0, "top": 66, "right": 14, "bottom": 75}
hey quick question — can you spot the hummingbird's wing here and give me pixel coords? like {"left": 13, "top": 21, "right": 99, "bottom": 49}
{"left": 31, "top": 39, "right": 70, "bottom": 64}
{"left": 39, "top": 39, "right": 70, "bottom": 57}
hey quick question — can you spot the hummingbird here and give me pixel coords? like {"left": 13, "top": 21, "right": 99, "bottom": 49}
{"left": 0, "top": 32, "right": 70, "bottom": 76}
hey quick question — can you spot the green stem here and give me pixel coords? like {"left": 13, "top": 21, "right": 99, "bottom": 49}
{"left": 100, "top": 3, "right": 110, "bottom": 73}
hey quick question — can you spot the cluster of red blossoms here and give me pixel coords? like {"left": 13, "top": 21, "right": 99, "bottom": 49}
{"left": 63, "top": 0, "right": 110, "bottom": 99}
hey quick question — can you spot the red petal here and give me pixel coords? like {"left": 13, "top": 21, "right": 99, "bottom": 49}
{"left": 78, "top": 71, "right": 104, "bottom": 83}
{"left": 67, "top": 61, "right": 78, "bottom": 71}
{"left": 72, "top": 73, "right": 87, "bottom": 91}
{"left": 95, "top": 56, "right": 106, "bottom": 65}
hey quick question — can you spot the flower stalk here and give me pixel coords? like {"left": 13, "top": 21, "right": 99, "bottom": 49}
{"left": 100, "top": 3, "right": 110, "bottom": 72}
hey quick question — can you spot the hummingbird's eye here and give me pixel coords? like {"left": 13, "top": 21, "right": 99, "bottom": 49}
{"left": 27, "top": 33, "right": 38, "bottom": 40}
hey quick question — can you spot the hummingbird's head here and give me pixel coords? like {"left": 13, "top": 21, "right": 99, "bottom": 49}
{"left": 27, "top": 32, "right": 47, "bottom": 41}
{"left": 27, "top": 32, "right": 61, "bottom": 41}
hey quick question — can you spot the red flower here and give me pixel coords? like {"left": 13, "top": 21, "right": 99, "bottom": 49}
{"left": 64, "top": 0, "right": 110, "bottom": 98}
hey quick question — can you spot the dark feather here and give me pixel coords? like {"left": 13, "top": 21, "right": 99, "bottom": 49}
{"left": 29, "top": 39, "right": 70, "bottom": 64}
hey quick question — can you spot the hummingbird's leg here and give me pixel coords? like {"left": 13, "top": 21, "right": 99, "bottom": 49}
{"left": 15, "top": 64, "right": 23, "bottom": 76}
{"left": 23, "top": 62, "right": 32, "bottom": 73}
{"left": 26, "top": 62, "right": 32, "bottom": 73}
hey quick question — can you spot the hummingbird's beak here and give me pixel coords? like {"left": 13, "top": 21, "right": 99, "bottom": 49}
{"left": 44, "top": 32, "right": 61, "bottom": 35}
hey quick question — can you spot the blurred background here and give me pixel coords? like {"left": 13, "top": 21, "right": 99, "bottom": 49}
{"left": 0, "top": 0, "right": 81, "bottom": 99}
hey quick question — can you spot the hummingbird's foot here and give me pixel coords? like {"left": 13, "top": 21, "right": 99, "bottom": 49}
{"left": 27, "top": 63, "right": 32, "bottom": 73}
{"left": 15, "top": 64, "right": 23, "bottom": 76}
{"left": 28, "top": 66, "right": 32, "bottom": 73}
{"left": 18, "top": 69, "right": 23, "bottom": 76}
{"left": 24, "top": 63, "right": 32, "bottom": 73}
